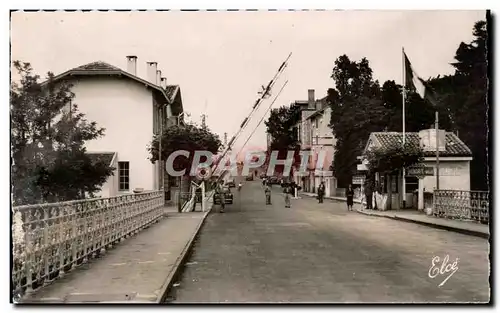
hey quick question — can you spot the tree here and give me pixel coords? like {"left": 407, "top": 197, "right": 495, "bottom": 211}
{"left": 148, "top": 123, "right": 222, "bottom": 177}
{"left": 428, "top": 19, "right": 488, "bottom": 190}
{"left": 11, "top": 61, "right": 114, "bottom": 205}
{"left": 328, "top": 55, "right": 387, "bottom": 187}
{"left": 264, "top": 104, "right": 302, "bottom": 174}
{"left": 365, "top": 142, "right": 425, "bottom": 176}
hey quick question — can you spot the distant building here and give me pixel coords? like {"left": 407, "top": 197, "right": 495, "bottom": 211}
{"left": 293, "top": 89, "right": 337, "bottom": 196}
{"left": 43, "top": 56, "right": 184, "bottom": 198}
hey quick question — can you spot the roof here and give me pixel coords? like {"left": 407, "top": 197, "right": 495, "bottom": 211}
{"left": 86, "top": 152, "right": 116, "bottom": 166}
{"left": 74, "top": 61, "right": 121, "bottom": 71}
{"left": 370, "top": 132, "right": 472, "bottom": 157}
{"left": 43, "top": 61, "right": 181, "bottom": 104}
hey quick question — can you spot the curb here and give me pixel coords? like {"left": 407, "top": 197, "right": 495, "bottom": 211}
{"left": 357, "top": 211, "right": 489, "bottom": 240}
{"left": 301, "top": 192, "right": 489, "bottom": 239}
{"left": 156, "top": 200, "right": 214, "bottom": 303}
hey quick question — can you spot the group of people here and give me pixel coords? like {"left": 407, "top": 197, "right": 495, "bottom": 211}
{"left": 264, "top": 181, "right": 295, "bottom": 208}
{"left": 217, "top": 176, "right": 375, "bottom": 212}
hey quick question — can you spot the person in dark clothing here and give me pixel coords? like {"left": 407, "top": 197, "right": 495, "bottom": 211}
{"left": 346, "top": 184, "right": 354, "bottom": 211}
{"left": 364, "top": 178, "right": 373, "bottom": 210}
{"left": 317, "top": 182, "right": 326, "bottom": 203}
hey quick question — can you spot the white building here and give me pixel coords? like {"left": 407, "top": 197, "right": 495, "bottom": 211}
{"left": 294, "top": 89, "right": 337, "bottom": 196}
{"left": 358, "top": 129, "right": 473, "bottom": 210}
{"left": 44, "top": 56, "right": 184, "bottom": 198}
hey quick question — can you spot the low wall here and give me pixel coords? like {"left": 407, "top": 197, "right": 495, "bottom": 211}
{"left": 12, "top": 191, "right": 164, "bottom": 301}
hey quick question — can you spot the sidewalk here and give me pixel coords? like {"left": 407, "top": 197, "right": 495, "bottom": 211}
{"left": 22, "top": 204, "right": 213, "bottom": 303}
{"left": 300, "top": 192, "right": 489, "bottom": 239}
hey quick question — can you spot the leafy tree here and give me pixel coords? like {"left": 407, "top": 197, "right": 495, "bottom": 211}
{"left": 428, "top": 19, "right": 488, "bottom": 190}
{"left": 328, "top": 55, "right": 386, "bottom": 187}
{"left": 11, "top": 61, "right": 114, "bottom": 205}
{"left": 148, "top": 123, "right": 222, "bottom": 177}
{"left": 365, "top": 142, "right": 425, "bottom": 176}
{"left": 264, "top": 104, "right": 302, "bottom": 174}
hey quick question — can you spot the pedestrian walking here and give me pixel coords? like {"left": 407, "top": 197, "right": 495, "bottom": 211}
{"left": 265, "top": 183, "right": 272, "bottom": 205}
{"left": 317, "top": 181, "right": 325, "bottom": 203}
{"left": 346, "top": 184, "right": 354, "bottom": 211}
{"left": 284, "top": 185, "right": 291, "bottom": 208}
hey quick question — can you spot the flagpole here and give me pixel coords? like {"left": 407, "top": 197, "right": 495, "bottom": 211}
{"left": 402, "top": 47, "right": 406, "bottom": 209}
{"left": 435, "top": 111, "right": 440, "bottom": 190}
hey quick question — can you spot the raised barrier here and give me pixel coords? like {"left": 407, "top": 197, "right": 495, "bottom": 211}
{"left": 12, "top": 190, "right": 164, "bottom": 301}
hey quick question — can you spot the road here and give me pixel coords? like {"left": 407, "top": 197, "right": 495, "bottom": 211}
{"left": 167, "top": 180, "right": 490, "bottom": 303}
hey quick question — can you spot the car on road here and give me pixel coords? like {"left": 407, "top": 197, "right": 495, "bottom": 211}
{"left": 245, "top": 175, "right": 254, "bottom": 181}
{"left": 259, "top": 173, "right": 267, "bottom": 179}
{"left": 214, "top": 186, "right": 234, "bottom": 205}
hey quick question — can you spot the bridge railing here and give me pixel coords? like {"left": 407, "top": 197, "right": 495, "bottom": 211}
{"left": 12, "top": 190, "right": 164, "bottom": 301}
{"left": 433, "top": 189, "right": 489, "bottom": 223}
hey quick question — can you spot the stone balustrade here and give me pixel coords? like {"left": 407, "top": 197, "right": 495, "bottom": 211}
{"left": 434, "top": 190, "right": 489, "bottom": 223}
{"left": 11, "top": 191, "right": 164, "bottom": 301}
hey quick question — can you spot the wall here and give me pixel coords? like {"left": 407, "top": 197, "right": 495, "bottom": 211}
{"left": 421, "top": 160, "right": 471, "bottom": 192}
{"left": 93, "top": 154, "right": 118, "bottom": 198}
{"left": 67, "top": 76, "right": 154, "bottom": 194}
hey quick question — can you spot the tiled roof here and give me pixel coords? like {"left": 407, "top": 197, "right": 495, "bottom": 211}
{"left": 86, "top": 152, "right": 115, "bottom": 166}
{"left": 72, "top": 61, "right": 121, "bottom": 71}
{"left": 165, "top": 85, "right": 179, "bottom": 101}
{"left": 372, "top": 132, "right": 472, "bottom": 157}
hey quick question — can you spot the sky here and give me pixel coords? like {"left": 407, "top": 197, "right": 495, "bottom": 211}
{"left": 10, "top": 10, "right": 486, "bottom": 155}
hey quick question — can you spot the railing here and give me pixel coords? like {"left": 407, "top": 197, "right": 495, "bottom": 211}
{"left": 333, "top": 188, "right": 363, "bottom": 200}
{"left": 433, "top": 190, "right": 489, "bottom": 223}
{"left": 11, "top": 190, "right": 164, "bottom": 301}
{"left": 334, "top": 188, "right": 346, "bottom": 198}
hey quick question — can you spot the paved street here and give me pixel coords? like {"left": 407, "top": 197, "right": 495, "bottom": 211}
{"left": 168, "top": 180, "right": 490, "bottom": 303}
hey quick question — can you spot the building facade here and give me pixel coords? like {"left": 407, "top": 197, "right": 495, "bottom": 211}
{"left": 358, "top": 129, "right": 473, "bottom": 210}
{"left": 44, "top": 56, "right": 184, "bottom": 198}
{"left": 294, "top": 89, "right": 337, "bottom": 196}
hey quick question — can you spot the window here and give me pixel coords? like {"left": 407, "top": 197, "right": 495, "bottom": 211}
{"left": 118, "top": 161, "right": 130, "bottom": 191}
{"left": 405, "top": 176, "right": 419, "bottom": 193}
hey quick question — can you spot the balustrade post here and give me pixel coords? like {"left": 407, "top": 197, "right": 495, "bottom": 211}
{"left": 71, "top": 204, "right": 78, "bottom": 268}
{"left": 58, "top": 207, "right": 66, "bottom": 278}
{"left": 24, "top": 225, "right": 34, "bottom": 294}
{"left": 43, "top": 209, "right": 50, "bottom": 285}
{"left": 106, "top": 199, "right": 114, "bottom": 250}
{"left": 91, "top": 201, "right": 98, "bottom": 258}
{"left": 100, "top": 200, "right": 107, "bottom": 255}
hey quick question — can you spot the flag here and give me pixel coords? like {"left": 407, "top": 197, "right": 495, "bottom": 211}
{"left": 403, "top": 51, "right": 438, "bottom": 107}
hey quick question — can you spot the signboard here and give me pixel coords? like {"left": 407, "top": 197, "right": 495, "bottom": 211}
{"left": 352, "top": 175, "right": 365, "bottom": 185}
{"left": 407, "top": 166, "right": 434, "bottom": 177}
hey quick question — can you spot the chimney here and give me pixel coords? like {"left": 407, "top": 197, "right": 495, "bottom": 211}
{"left": 419, "top": 128, "right": 446, "bottom": 152}
{"left": 156, "top": 70, "right": 162, "bottom": 86}
{"left": 308, "top": 89, "right": 315, "bottom": 109}
{"left": 126, "top": 55, "right": 137, "bottom": 76}
{"left": 146, "top": 62, "right": 158, "bottom": 84}
{"left": 160, "top": 77, "right": 167, "bottom": 89}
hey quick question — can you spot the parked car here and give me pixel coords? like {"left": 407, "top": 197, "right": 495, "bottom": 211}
{"left": 268, "top": 176, "right": 279, "bottom": 185}
{"left": 245, "top": 175, "right": 254, "bottom": 181}
{"left": 226, "top": 178, "right": 236, "bottom": 188}
{"left": 259, "top": 173, "right": 267, "bottom": 179}
{"left": 214, "top": 186, "right": 234, "bottom": 204}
